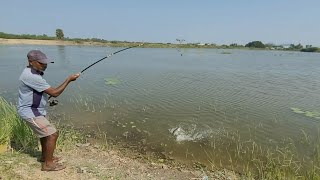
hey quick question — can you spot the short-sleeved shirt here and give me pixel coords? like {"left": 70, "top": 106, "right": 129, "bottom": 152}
{"left": 18, "top": 67, "right": 51, "bottom": 120}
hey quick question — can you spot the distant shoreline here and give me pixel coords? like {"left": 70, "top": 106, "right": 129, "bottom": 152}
{"left": 0, "top": 38, "right": 181, "bottom": 48}
{"left": 0, "top": 38, "right": 115, "bottom": 47}
{"left": 1, "top": 38, "right": 319, "bottom": 52}
{"left": 0, "top": 38, "right": 283, "bottom": 49}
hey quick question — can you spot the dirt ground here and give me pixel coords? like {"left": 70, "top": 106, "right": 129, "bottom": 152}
{"left": 0, "top": 143, "right": 240, "bottom": 180}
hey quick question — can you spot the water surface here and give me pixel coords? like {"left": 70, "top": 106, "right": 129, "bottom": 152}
{"left": 1, "top": 45, "right": 320, "bottom": 169}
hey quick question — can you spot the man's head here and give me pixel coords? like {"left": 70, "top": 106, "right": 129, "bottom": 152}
{"left": 27, "top": 50, "right": 54, "bottom": 72}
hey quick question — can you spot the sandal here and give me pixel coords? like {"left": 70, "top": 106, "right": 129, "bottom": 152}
{"left": 41, "top": 163, "right": 66, "bottom": 171}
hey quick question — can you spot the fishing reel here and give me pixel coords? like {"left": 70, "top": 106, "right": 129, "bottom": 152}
{"left": 48, "top": 96, "right": 59, "bottom": 106}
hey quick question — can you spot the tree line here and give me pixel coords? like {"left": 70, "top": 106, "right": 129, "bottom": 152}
{"left": 0, "top": 30, "right": 121, "bottom": 44}
{"left": 243, "top": 41, "right": 319, "bottom": 52}
{"left": 0, "top": 29, "right": 65, "bottom": 40}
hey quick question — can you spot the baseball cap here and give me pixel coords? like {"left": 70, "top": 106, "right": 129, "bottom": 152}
{"left": 27, "top": 50, "right": 54, "bottom": 64}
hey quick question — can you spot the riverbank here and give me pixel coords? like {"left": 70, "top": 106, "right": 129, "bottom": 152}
{"left": 0, "top": 141, "right": 239, "bottom": 180}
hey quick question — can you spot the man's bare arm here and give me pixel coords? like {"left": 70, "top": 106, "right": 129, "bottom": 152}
{"left": 45, "top": 73, "right": 80, "bottom": 97}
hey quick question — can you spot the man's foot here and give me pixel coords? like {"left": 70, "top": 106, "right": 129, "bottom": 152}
{"left": 41, "top": 163, "right": 66, "bottom": 171}
{"left": 39, "top": 156, "right": 62, "bottom": 163}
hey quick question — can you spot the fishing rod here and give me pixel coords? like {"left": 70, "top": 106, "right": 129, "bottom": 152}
{"left": 49, "top": 43, "right": 143, "bottom": 106}
{"left": 80, "top": 43, "right": 144, "bottom": 73}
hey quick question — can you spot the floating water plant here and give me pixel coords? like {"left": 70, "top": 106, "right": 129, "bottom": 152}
{"left": 290, "top": 107, "right": 320, "bottom": 119}
{"left": 291, "top": 107, "right": 305, "bottom": 114}
{"left": 221, "top": 51, "right": 232, "bottom": 54}
{"left": 104, "top": 78, "right": 120, "bottom": 85}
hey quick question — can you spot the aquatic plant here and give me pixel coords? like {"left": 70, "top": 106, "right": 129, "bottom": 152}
{"left": 291, "top": 107, "right": 320, "bottom": 119}
{"left": 221, "top": 51, "right": 232, "bottom": 54}
{"left": 105, "top": 78, "right": 120, "bottom": 85}
{"left": 291, "top": 107, "right": 305, "bottom": 114}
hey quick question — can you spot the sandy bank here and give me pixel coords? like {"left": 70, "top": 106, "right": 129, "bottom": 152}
{"left": 0, "top": 38, "right": 110, "bottom": 47}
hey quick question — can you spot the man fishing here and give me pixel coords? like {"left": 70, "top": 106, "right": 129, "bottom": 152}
{"left": 17, "top": 50, "right": 80, "bottom": 171}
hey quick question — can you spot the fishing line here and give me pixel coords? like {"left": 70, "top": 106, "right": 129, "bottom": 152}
{"left": 176, "top": 39, "right": 185, "bottom": 56}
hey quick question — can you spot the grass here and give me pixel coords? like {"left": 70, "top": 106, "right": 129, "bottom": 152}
{"left": 0, "top": 96, "right": 83, "bottom": 153}
{"left": 202, "top": 127, "right": 320, "bottom": 179}
{"left": 0, "top": 96, "right": 33, "bottom": 151}
{"left": 0, "top": 97, "right": 13, "bottom": 146}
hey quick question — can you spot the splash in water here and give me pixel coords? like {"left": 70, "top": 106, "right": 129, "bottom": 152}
{"left": 169, "top": 124, "right": 212, "bottom": 142}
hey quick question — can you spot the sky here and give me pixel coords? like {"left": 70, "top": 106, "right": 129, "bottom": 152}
{"left": 0, "top": 0, "right": 319, "bottom": 46}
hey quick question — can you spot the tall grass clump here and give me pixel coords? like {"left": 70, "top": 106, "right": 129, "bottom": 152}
{"left": 0, "top": 96, "right": 84, "bottom": 153}
{"left": 0, "top": 97, "right": 38, "bottom": 152}
{"left": 0, "top": 97, "right": 14, "bottom": 146}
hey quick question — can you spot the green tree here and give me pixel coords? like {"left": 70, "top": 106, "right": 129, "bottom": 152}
{"left": 295, "top": 43, "right": 303, "bottom": 49}
{"left": 289, "top": 43, "right": 303, "bottom": 50}
{"left": 56, "top": 29, "right": 64, "bottom": 40}
{"left": 230, "top": 43, "right": 238, "bottom": 47}
{"left": 245, "top": 41, "right": 266, "bottom": 48}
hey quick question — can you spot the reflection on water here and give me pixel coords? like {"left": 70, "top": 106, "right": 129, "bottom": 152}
{"left": 1, "top": 45, "right": 320, "bottom": 170}
{"left": 56, "top": 45, "right": 68, "bottom": 66}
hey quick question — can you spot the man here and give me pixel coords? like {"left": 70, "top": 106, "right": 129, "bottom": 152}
{"left": 18, "top": 50, "right": 80, "bottom": 171}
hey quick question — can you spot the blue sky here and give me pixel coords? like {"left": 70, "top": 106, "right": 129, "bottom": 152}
{"left": 1, "top": 0, "right": 319, "bottom": 46}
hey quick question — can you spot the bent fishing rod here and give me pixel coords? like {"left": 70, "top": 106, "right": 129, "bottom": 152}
{"left": 49, "top": 43, "right": 143, "bottom": 106}
{"left": 80, "top": 43, "right": 144, "bottom": 73}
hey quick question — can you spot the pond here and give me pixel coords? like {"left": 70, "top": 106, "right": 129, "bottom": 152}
{"left": 1, "top": 45, "right": 320, "bottom": 171}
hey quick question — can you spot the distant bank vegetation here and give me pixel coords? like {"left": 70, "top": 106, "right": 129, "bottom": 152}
{"left": 0, "top": 30, "right": 319, "bottom": 52}
{"left": 301, "top": 47, "right": 320, "bottom": 52}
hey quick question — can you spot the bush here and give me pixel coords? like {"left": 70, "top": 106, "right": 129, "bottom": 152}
{"left": 301, "top": 47, "right": 320, "bottom": 52}
{"left": 245, "top": 41, "right": 266, "bottom": 48}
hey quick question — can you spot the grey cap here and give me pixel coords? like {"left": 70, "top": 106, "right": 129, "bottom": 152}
{"left": 27, "top": 50, "right": 54, "bottom": 64}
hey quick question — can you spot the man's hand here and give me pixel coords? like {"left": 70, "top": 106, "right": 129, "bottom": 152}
{"left": 68, "top": 73, "right": 80, "bottom": 82}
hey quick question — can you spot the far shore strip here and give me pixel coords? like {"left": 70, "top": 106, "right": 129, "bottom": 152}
{"left": 0, "top": 38, "right": 114, "bottom": 46}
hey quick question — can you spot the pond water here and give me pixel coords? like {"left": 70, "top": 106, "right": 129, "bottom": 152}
{"left": 1, "top": 45, "right": 320, "bottom": 170}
